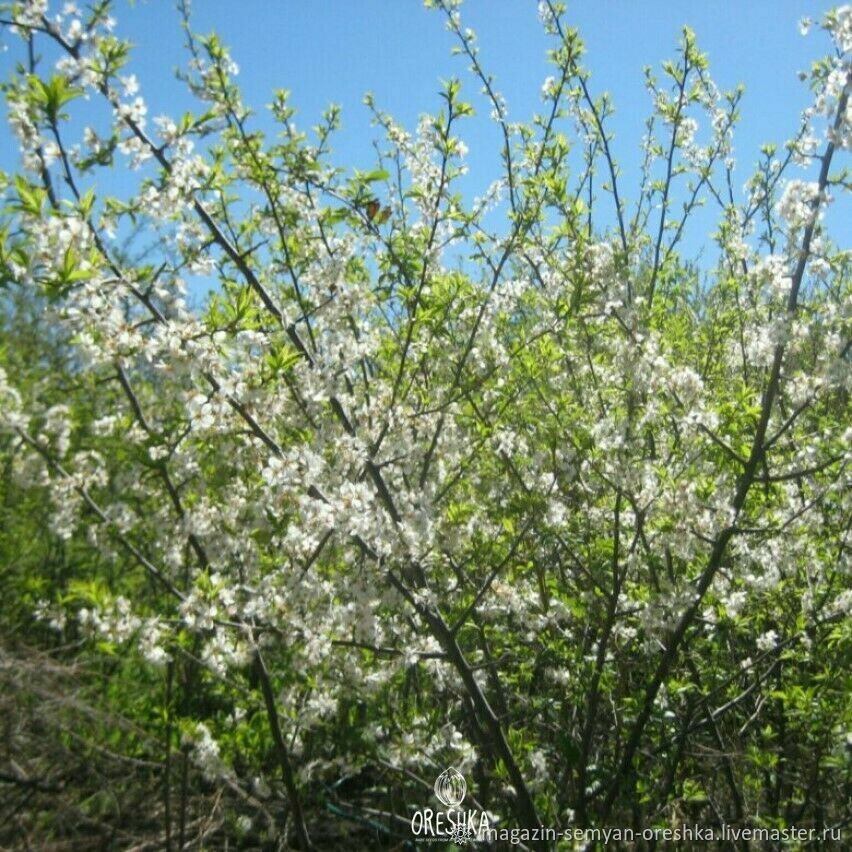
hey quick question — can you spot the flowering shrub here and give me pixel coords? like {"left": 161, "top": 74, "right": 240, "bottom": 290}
{"left": 0, "top": 1, "right": 850, "bottom": 848}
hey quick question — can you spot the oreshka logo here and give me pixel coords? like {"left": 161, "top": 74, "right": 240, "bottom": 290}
{"left": 434, "top": 766, "right": 467, "bottom": 807}
{"left": 410, "top": 767, "right": 491, "bottom": 845}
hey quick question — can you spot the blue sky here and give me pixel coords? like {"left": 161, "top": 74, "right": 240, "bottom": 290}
{"left": 1, "top": 1, "right": 845, "bottom": 273}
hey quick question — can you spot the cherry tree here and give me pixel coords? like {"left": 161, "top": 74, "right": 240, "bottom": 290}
{"left": 0, "top": 1, "right": 850, "bottom": 848}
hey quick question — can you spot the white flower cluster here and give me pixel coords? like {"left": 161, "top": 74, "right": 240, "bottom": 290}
{"left": 183, "top": 723, "right": 230, "bottom": 781}
{"left": 78, "top": 597, "right": 141, "bottom": 644}
{"left": 776, "top": 179, "right": 821, "bottom": 230}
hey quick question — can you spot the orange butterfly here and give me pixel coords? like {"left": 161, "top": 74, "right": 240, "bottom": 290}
{"left": 365, "top": 199, "right": 391, "bottom": 225}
